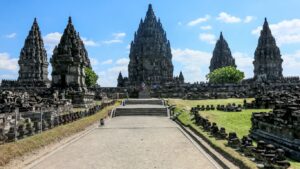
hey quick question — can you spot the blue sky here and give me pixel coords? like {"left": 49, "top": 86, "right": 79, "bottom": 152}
{"left": 1, "top": 0, "right": 300, "bottom": 86}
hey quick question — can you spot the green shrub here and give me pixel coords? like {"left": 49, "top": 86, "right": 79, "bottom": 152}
{"left": 85, "top": 67, "right": 99, "bottom": 87}
{"left": 206, "top": 66, "right": 245, "bottom": 84}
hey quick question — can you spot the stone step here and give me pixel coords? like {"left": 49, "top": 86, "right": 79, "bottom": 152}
{"left": 124, "top": 99, "right": 163, "bottom": 105}
{"left": 114, "top": 108, "right": 168, "bottom": 116}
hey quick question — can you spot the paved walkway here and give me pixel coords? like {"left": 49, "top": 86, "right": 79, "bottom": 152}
{"left": 29, "top": 116, "right": 221, "bottom": 169}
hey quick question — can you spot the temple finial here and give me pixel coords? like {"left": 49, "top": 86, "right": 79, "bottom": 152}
{"left": 263, "top": 17, "right": 269, "bottom": 27}
{"left": 220, "top": 32, "right": 223, "bottom": 40}
{"left": 148, "top": 4, "right": 153, "bottom": 10}
{"left": 68, "top": 16, "right": 72, "bottom": 24}
{"left": 146, "top": 3, "right": 155, "bottom": 19}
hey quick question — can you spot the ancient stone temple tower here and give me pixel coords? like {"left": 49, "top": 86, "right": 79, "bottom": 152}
{"left": 117, "top": 72, "right": 124, "bottom": 87}
{"left": 18, "top": 18, "right": 49, "bottom": 86}
{"left": 51, "top": 17, "right": 91, "bottom": 91}
{"left": 128, "top": 4, "right": 174, "bottom": 86}
{"left": 209, "top": 32, "right": 236, "bottom": 72}
{"left": 179, "top": 71, "right": 184, "bottom": 84}
{"left": 253, "top": 18, "right": 283, "bottom": 81}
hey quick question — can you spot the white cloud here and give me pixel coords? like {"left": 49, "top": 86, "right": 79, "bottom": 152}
{"left": 199, "top": 33, "right": 216, "bottom": 44}
{"left": 172, "top": 48, "right": 211, "bottom": 82}
{"left": 5, "top": 33, "right": 17, "bottom": 39}
{"left": 282, "top": 50, "right": 300, "bottom": 76}
{"left": 233, "top": 52, "right": 254, "bottom": 78}
{"left": 217, "top": 12, "right": 241, "bottom": 23}
{"left": 103, "top": 32, "right": 126, "bottom": 44}
{"left": 101, "top": 59, "right": 113, "bottom": 65}
{"left": 187, "top": 15, "right": 210, "bottom": 26}
{"left": 103, "top": 39, "right": 122, "bottom": 44}
{"left": 90, "top": 58, "right": 99, "bottom": 66}
{"left": 0, "top": 53, "right": 18, "bottom": 71}
{"left": 81, "top": 37, "right": 99, "bottom": 46}
{"left": 113, "top": 33, "right": 126, "bottom": 39}
{"left": 116, "top": 58, "right": 129, "bottom": 65}
{"left": 200, "top": 25, "right": 212, "bottom": 30}
{"left": 98, "top": 57, "right": 129, "bottom": 87}
{"left": 252, "top": 19, "right": 300, "bottom": 45}
{"left": 43, "top": 32, "right": 62, "bottom": 54}
{"left": 244, "top": 16, "right": 254, "bottom": 23}
{"left": 98, "top": 64, "right": 128, "bottom": 87}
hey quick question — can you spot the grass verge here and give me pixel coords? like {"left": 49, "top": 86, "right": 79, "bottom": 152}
{"left": 170, "top": 99, "right": 299, "bottom": 169}
{"left": 0, "top": 101, "right": 120, "bottom": 166}
{"left": 176, "top": 110, "right": 258, "bottom": 169}
{"left": 169, "top": 99, "right": 270, "bottom": 137}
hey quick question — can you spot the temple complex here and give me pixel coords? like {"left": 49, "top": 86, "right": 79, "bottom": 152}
{"left": 127, "top": 4, "right": 174, "bottom": 86}
{"left": 0, "top": 4, "right": 300, "bottom": 167}
{"left": 253, "top": 18, "right": 283, "bottom": 82}
{"left": 17, "top": 18, "right": 50, "bottom": 87}
{"left": 209, "top": 32, "right": 236, "bottom": 72}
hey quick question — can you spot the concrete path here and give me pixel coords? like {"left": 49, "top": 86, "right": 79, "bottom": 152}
{"left": 28, "top": 116, "right": 221, "bottom": 169}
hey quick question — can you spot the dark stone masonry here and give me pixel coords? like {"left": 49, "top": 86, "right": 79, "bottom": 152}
{"left": 250, "top": 91, "right": 300, "bottom": 161}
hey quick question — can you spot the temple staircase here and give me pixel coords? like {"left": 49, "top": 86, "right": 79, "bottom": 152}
{"left": 113, "top": 99, "right": 168, "bottom": 117}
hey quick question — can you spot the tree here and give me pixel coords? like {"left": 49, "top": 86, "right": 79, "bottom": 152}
{"left": 206, "top": 66, "right": 244, "bottom": 84}
{"left": 85, "top": 67, "right": 99, "bottom": 87}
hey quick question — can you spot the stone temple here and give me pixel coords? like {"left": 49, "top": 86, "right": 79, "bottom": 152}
{"left": 209, "top": 32, "right": 236, "bottom": 72}
{"left": 127, "top": 4, "right": 174, "bottom": 86}
{"left": 18, "top": 18, "right": 50, "bottom": 87}
{"left": 51, "top": 17, "right": 91, "bottom": 92}
{"left": 253, "top": 18, "right": 283, "bottom": 81}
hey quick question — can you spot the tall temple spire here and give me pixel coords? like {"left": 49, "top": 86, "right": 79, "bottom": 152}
{"left": 117, "top": 72, "right": 124, "bottom": 87}
{"left": 51, "top": 17, "right": 91, "bottom": 91}
{"left": 53, "top": 16, "right": 90, "bottom": 67}
{"left": 179, "top": 71, "right": 184, "bottom": 84}
{"left": 18, "top": 18, "right": 49, "bottom": 85}
{"left": 253, "top": 18, "right": 283, "bottom": 81}
{"left": 128, "top": 4, "right": 173, "bottom": 86}
{"left": 209, "top": 32, "right": 236, "bottom": 72}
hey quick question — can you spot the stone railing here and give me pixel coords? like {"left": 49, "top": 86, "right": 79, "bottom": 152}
{"left": 0, "top": 100, "right": 115, "bottom": 144}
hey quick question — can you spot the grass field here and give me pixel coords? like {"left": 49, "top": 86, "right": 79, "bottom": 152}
{"left": 169, "top": 98, "right": 300, "bottom": 169}
{"left": 0, "top": 101, "right": 120, "bottom": 167}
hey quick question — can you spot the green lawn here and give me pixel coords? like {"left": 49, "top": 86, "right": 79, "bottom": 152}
{"left": 169, "top": 98, "right": 270, "bottom": 137}
{"left": 169, "top": 98, "right": 300, "bottom": 169}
